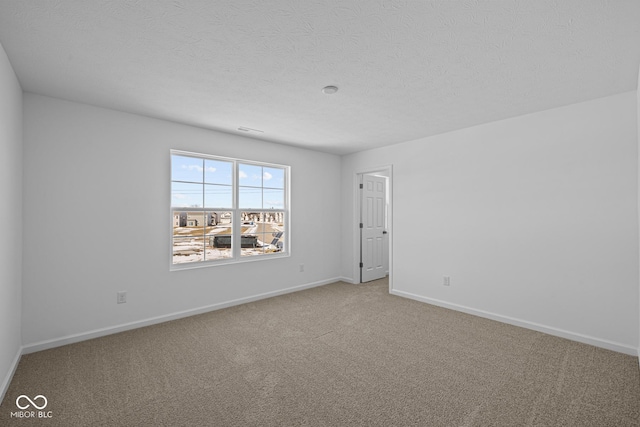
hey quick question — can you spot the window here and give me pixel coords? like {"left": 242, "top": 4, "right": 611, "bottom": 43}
{"left": 170, "top": 150, "right": 289, "bottom": 268}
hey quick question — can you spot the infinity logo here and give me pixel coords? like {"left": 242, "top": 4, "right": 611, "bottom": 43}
{"left": 16, "top": 395, "right": 48, "bottom": 410}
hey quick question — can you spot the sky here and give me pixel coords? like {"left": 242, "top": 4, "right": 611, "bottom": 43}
{"left": 171, "top": 154, "right": 285, "bottom": 209}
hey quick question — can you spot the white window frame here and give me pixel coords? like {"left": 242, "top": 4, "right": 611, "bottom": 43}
{"left": 170, "top": 149, "right": 290, "bottom": 270}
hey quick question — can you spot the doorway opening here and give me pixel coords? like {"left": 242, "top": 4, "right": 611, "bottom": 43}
{"left": 357, "top": 167, "right": 392, "bottom": 285}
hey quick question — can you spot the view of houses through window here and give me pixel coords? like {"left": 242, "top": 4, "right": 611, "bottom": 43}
{"left": 171, "top": 151, "right": 288, "bottom": 267}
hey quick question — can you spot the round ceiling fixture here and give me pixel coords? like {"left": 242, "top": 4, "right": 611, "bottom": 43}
{"left": 322, "top": 85, "right": 338, "bottom": 94}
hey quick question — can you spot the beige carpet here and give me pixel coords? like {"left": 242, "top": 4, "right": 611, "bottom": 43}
{"left": 1, "top": 278, "right": 639, "bottom": 426}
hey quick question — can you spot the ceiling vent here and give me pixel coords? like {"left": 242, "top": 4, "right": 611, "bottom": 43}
{"left": 237, "top": 127, "right": 264, "bottom": 134}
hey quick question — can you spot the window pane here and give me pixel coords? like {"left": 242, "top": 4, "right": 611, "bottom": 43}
{"left": 263, "top": 189, "right": 284, "bottom": 209}
{"left": 207, "top": 211, "right": 233, "bottom": 259}
{"left": 172, "top": 155, "right": 204, "bottom": 183}
{"left": 172, "top": 211, "right": 204, "bottom": 264}
{"left": 240, "top": 212, "right": 260, "bottom": 257}
{"left": 241, "top": 245, "right": 264, "bottom": 257}
{"left": 178, "top": 211, "right": 205, "bottom": 229}
{"left": 172, "top": 212, "right": 187, "bottom": 228}
{"left": 204, "top": 184, "right": 232, "bottom": 208}
{"left": 264, "top": 212, "right": 285, "bottom": 254}
{"left": 204, "top": 159, "right": 232, "bottom": 185}
{"left": 205, "top": 211, "right": 233, "bottom": 260}
{"left": 239, "top": 186, "right": 262, "bottom": 209}
{"left": 172, "top": 182, "right": 202, "bottom": 207}
{"left": 173, "top": 236, "right": 205, "bottom": 264}
{"left": 241, "top": 212, "right": 285, "bottom": 257}
{"left": 239, "top": 163, "right": 262, "bottom": 187}
{"left": 264, "top": 211, "right": 285, "bottom": 253}
{"left": 263, "top": 167, "right": 285, "bottom": 189}
{"left": 205, "top": 244, "right": 232, "bottom": 260}
{"left": 241, "top": 212, "right": 259, "bottom": 226}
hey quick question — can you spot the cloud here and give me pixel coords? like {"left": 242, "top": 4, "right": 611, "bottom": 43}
{"left": 205, "top": 167, "right": 217, "bottom": 173}
{"left": 173, "top": 193, "right": 188, "bottom": 199}
{"left": 263, "top": 171, "right": 272, "bottom": 180}
{"left": 239, "top": 170, "right": 248, "bottom": 179}
{"left": 182, "top": 164, "right": 203, "bottom": 172}
{"left": 264, "top": 199, "right": 284, "bottom": 208}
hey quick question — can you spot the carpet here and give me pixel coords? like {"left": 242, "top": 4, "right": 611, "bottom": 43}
{"left": 1, "top": 278, "right": 638, "bottom": 426}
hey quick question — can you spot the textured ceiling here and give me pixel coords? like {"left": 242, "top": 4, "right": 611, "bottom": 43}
{"left": 0, "top": 1, "right": 639, "bottom": 155}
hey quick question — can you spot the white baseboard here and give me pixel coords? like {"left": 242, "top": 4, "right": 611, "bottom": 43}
{"left": 23, "top": 277, "right": 340, "bottom": 355}
{"left": 390, "top": 289, "right": 638, "bottom": 356}
{"left": 0, "top": 346, "right": 22, "bottom": 405}
{"left": 337, "top": 276, "right": 357, "bottom": 284}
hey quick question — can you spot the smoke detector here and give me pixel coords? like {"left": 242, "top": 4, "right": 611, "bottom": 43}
{"left": 322, "top": 86, "right": 338, "bottom": 94}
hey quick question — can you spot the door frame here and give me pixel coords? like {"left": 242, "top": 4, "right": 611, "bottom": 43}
{"left": 354, "top": 165, "right": 393, "bottom": 290}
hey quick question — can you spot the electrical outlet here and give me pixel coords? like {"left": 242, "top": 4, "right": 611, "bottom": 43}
{"left": 443, "top": 276, "right": 450, "bottom": 286}
{"left": 117, "top": 291, "right": 127, "bottom": 304}
{"left": 299, "top": 264, "right": 304, "bottom": 272}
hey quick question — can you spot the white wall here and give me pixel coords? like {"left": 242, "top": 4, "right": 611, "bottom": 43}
{"left": 22, "top": 93, "right": 342, "bottom": 349}
{"left": 637, "top": 68, "right": 640, "bottom": 360}
{"left": 0, "top": 42, "right": 22, "bottom": 398}
{"left": 342, "top": 92, "right": 639, "bottom": 354}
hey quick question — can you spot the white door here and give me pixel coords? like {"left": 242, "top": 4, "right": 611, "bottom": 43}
{"left": 361, "top": 174, "right": 387, "bottom": 282}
